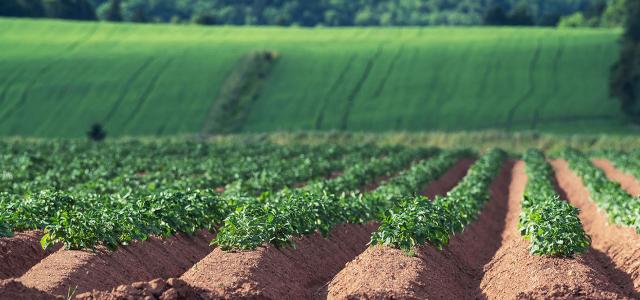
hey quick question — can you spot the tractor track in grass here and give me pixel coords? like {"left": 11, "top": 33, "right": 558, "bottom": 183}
{"left": 506, "top": 39, "right": 542, "bottom": 131}
{"left": 592, "top": 159, "right": 640, "bottom": 196}
{"left": 120, "top": 57, "right": 176, "bottom": 131}
{"left": 339, "top": 45, "right": 384, "bottom": 130}
{"left": 531, "top": 36, "right": 564, "bottom": 130}
{"left": 0, "top": 69, "right": 25, "bottom": 108}
{"left": 315, "top": 54, "right": 357, "bottom": 130}
{"left": 0, "top": 25, "right": 99, "bottom": 132}
{"left": 475, "top": 37, "right": 504, "bottom": 100}
{"left": 372, "top": 45, "right": 405, "bottom": 98}
{"left": 16, "top": 230, "right": 215, "bottom": 296}
{"left": 101, "top": 57, "right": 156, "bottom": 124}
{"left": 0, "top": 231, "right": 60, "bottom": 280}
{"left": 552, "top": 160, "right": 640, "bottom": 297}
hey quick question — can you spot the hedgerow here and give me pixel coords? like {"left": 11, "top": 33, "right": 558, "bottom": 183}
{"left": 519, "top": 149, "right": 590, "bottom": 257}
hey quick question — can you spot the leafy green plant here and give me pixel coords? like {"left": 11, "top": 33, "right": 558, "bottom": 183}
{"left": 0, "top": 140, "right": 395, "bottom": 250}
{"left": 213, "top": 149, "right": 457, "bottom": 251}
{"left": 563, "top": 148, "right": 640, "bottom": 233}
{"left": 371, "top": 149, "right": 505, "bottom": 255}
{"left": 519, "top": 149, "right": 590, "bottom": 257}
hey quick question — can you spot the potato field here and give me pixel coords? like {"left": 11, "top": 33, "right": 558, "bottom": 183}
{"left": 1, "top": 140, "right": 639, "bottom": 299}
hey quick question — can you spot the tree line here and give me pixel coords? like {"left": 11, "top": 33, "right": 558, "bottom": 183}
{"left": 0, "top": 0, "right": 630, "bottom": 27}
{"left": 611, "top": 0, "right": 640, "bottom": 124}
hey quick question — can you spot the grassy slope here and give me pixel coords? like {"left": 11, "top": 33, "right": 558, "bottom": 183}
{"left": 0, "top": 18, "right": 629, "bottom": 137}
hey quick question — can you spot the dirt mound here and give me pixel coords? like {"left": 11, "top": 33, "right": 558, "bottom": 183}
{"left": 421, "top": 158, "right": 473, "bottom": 198}
{"left": 0, "top": 230, "right": 59, "bottom": 280}
{"left": 19, "top": 231, "right": 215, "bottom": 296}
{"left": 327, "top": 160, "right": 511, "bottom": 299}
{"left": 181, "top": 223, "right": 377, "bottom": 299}
{"left": 76, "top": 278, "right": 204, "bottom": 300}
{"left": 327, "top": 244, "right": 469, "bottom": 299}
{"left": 480, "top": 161, "right": 627, "bottom": 300}
{"left": 0, "top": 279, "right": 61, "bottom": 300}
{"left": 552, "top": 160, "right": 640, "bottom": 296}
{"left": 592, "top": 159, "right": 640, "bottom": 196}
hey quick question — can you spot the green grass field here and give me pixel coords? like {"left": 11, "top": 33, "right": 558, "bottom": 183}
{"left": 0, "top": 18, "right": 631, "bottom": 137}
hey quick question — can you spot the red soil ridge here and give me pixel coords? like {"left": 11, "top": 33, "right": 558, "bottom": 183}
{"left": 329, "top": 161, "right": 631, "bottom": 299}
{"left": 326, "top": 158, "right": 485, "bottom": 299}
{"left": 18, "top": 230, "right": 215, "bottom": 296}
{"left": 552, "top": 159, "right": 640, "bottom": 297}
{"left": 0, "top": 230, "right": 59, "bottom": 280}
{"left": 481, "top": 161, "right": 627, "bottom": 299}
{"left": 79, "top": 158, "right": 474, "bottom": 300}
{"left": 179, "top": 223, "right": 377, "bottom": 299}
{"left": 592, "top": 159, "right": 640, "bottom": 196}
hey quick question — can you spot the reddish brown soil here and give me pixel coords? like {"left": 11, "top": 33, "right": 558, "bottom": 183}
{"left": 0, "top": 279, "right": 62, "bottom": 300}
{"left": 18, "top": 230, "right": 215, "bottom": 296}
{"left": 76, "top": 278, "right": 204, "bottom": 300}
{"left": 329, "top": 161, "right": 630, "bottom": 299}
{"left": 180, "top": 223, "right": 377, "bottom": 299}
{"left": 0, "top": 230, "right": 60, "bottom": 280}
{"left": 326, "top": 161, "right": 512, "bottom": 299}
{"left": 552, "top": 160, "right": 640, "bottom": 296}
{"left": 481, "top": 161, "right": 628, "bottom": 300}
{"left": 421, "top": 158, "right": 474, "bottom": 198}
{"left": 592, "top": 159, "right": 640, "bottom": 196}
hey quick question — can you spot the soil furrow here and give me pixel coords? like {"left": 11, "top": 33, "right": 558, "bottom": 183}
{"left": 0, "top": 230, "right": 59, "bottom": 280}
{"left": 17, "top": 230, "right": 214, "bottom": 296}
{"left": 552, "top": 159, "right": 640, "bottom": 297}
{"left": 481, "top": 161, "right": 627, "bottom": 299}
{"left": 326, "top": 160, "right": 511, "bottom": 299}
{"left": 421, "top": 158, "right": 474, "bottom": 198}
{"left": 592, "top": 159, "right": 640, "bottom": 196}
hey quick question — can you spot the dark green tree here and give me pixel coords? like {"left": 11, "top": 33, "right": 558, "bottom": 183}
{"left": 484, "top": 6, "right": 508, "bottom": 25}
{"left": 507, "top": 3, "right": 534, "bottom": 26}
{"left": 611, "top": 0, "right": 640, "bottom": 123}
{"left": 105, "top": 0, "right": 121, "bottom": 21}
{"left": 87, "top": 123, "right": 107, "bottom": 141}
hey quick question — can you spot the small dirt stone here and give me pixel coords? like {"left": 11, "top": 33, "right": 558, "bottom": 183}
{"left": 148, "top": 279, "right": 167, "bottom": 296}
{"left": 160, "top": 288, "right": 179, "bottom": 300}
{"left": 132, "top": 281, "right": 148, "bottom": 289}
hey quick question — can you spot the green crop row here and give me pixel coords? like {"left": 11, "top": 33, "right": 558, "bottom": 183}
{"left": 598, "top": 150, "right": 640, "bottom": 180}
{"left": 370, "top": 149, "right": 505, "bottom": 255}
{"left": 1, "top": 140, "right": 402, "bottom": 250}
{"left": 519, "top": 149, "right": 590, "bottom": 257}
{"left": 563, "top": 149, "right": 640, "bottom": 233}
{"left": 213, "top": 148, "right": 450, "bottom": 250}
{"left": 38, "top": 146, "right": 376, "bottom": 250}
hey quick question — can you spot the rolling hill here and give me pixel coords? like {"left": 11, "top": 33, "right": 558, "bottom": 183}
{"left": 0, "top": 18, "right": 630, "bottom": 137}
